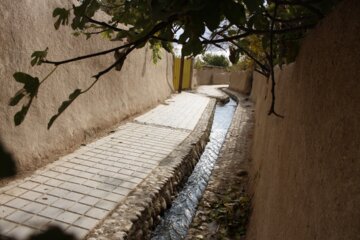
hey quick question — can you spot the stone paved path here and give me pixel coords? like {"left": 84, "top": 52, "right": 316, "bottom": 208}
{"left": 0, "top": 92, "right": 210, "bottom": 239}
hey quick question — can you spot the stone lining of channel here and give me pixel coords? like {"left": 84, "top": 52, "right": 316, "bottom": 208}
{"left": 86, "top": 99, "right": 216, "bottom": 240}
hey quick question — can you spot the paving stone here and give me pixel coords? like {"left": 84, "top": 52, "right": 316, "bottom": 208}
{"left": 5, "top": 198, "right": 31, "bottom": 209}
{"left": 7, "top": 225, "right": 35, "bottom": 239}
{"left": 132, "top": 172, "right": 149, "bottom": 179}
{"left": 48, "top": 188, "right": 70, "bottom": 198}
{"left": 63, "top": 192, "right": 84, "bottom": 202}
{"left": 68, "top": 203, "right": 92, "bottom": 215}
{"left": 85, "top": 208, "right": 109, "bottom": 220}
{"left": 67, "top": 176, "right": 87, "bottom": 185}
{"left": 51, "top": 199, "right": 76, "bottom": 209}
{"left": 119, "top": 181, "right": 138, "bottom": 189}
{"left": 38, "top": 206, "right": 63, "bottom": 219}
{"left": 54, "top": 173, "right": 73, "bottom": 181}
{"left": 87, "top": 189, "right": 109, "bottom": 199}
{"left": 118, "top": 168, "right": 134, "bottom": 176}
{"left": 82, "top": 180, "right": 99, "bottom": 188}
{"left": 33, "top": 184, "right": 53, "bottom": 194}
{"left": 79, "top": 196, "right": 100, "bottom": 206}
{"left": 51, "top": 166, "right": 68, "bottom": 173}
{"left": 0, "top": 206, "right": 16, "bottom": 218}
{"left": 19, "top": 181, "right": 39, "bottom": 190}
{"left": 104, "top": 193, "right": 126, "bottom": 203}
{"left": 0, "top": 92, "right": 210, "bottom": 239}
{"left": 73, "top": 216, "right": 98, "bottom": 230}
{"left": 0, "top": 219, "right": 17, "bottom": 234}
{"left": 25, "top": 215, "right": 52, "bottom": 230}
{"left": 48, "top": 221, "right": 69, "bottom": 231}
{"left": 58, "top": 182, "right": 80, "bottom": 192}
{"left": 40, "top": 171, "right": 60, "bottom": 179}
{"left": 95, "top": 183, "right": 116, "bottom": 192}
{"left": 35, "top": 194, "right": 59, "bottom": 205}
{"left": 66, "top": 226, "right": 88, "bottom": 239}
{"left": 95, "top": 200, "right": 117, "bottom": 211}
{"left": 22, "top": 202, "right": 47, "bottom": 214}
{"left": 45, "top": 178, "right": 63, "bottom": 187}
{"left": 20, "top": 191, "right": 43, "bottom": 201}
{"left": 30, "top": 175, "right": 51, "bottom": 184}
{"left": 112, "top": 187, "right": 132, "bottom": 196}
{"left": 5, "top": 187, "right": 27, "bottom": 197}
{"left": 55, "top": 211, "right": 80, "bottom": 224}
{"left": 135, "top": 92, "right": 208, "bottom": 130}
{"left": 6, "top": 210, "right": 33, "bottom": 223}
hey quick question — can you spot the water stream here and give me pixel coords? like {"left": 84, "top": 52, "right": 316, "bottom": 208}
{"left": 151, "top": 98, "right": 237, "bottom": 240}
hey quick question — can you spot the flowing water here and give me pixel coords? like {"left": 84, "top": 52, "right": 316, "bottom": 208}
{"left": 151, "top": 98, "right": 237, "bottom": 240}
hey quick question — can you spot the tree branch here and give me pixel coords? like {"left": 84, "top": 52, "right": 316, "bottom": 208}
{"left": 150, "top": 35, "right": 179, "bottom": 43}
{"left": 268, "top": 3, "right": 284, "bottom": 118}
{"left": 89, "top": 19, "right": 174, "bottom": 80}
{"left": 201, "top": 32, "right": 253, "bottom": 44}
{"left": 227, "top": 38, "right": 270, "bottom": 75}
{"left": 85, "top": 16, "right": 124, "bottom": 32}
{"left": 41, "top": 42, "right": 133, "bottom": 66}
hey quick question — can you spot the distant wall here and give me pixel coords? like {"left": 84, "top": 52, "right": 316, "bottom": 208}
{"left": 246, "top": 1, "right": 360, "bottom": 239}
{"left": 229, "top": 70, "right": 252, "bottom": 94}
{"left": 194, "top": 66, "right": 230, "bottom": 85}
{"left": 0, "top": 0, "right": 173, "bottom": 175}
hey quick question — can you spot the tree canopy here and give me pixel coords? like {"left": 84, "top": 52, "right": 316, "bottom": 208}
{"left": 197, "top": 54, "right": 230, "bottom": 68}
{"left": 10, "top": 0, "right": 340, "bottom": 127}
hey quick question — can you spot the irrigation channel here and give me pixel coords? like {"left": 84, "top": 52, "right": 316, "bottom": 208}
{"left": 151, "top": 97, "right": 237, "bottom": 240}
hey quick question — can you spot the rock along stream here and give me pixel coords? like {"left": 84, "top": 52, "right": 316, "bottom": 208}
{"left": 151, "top": 97, "right": 237, "bottom": 240}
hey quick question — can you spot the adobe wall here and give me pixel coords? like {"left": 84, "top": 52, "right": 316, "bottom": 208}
{"left": 0, "top": 0, "right": 173, "bottom": 176}
{"left": 229, "top": 70, "right": 253, "bottom": 94}
{"left": 194, "top": 66, "right": 230, "bottom": 85}
{"left": 246, "top": 0, "right": 360, "bottom": 239}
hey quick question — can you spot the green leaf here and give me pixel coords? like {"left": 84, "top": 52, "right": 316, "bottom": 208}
{"left": 112, "top": 30, "right": 129, "bottom": 41}
{"left": 161, "top": 41, "right": 173, "bottom": 53}
{"left": 243, "top": 0, "right": 263, "bottom": 13}
{"left": 179, "top": 30, "right": 190, "bottom": 44}
{"left": 158, "top": 27, "right": 174, "bottom": 41}
{"left": 72, "top": 31, "right": 81, "bottom": 37}
{"left": 71, "top": 0, "right": 100, "bottom": 30}
{"left": 53, "top": 8, "right": 70, "bottom": 30}
{"left": 262, "top": 36, "right": 270, "bottom": 51}
{"left": 30, "top": 48, "right": 48, "bottom": 66}
{"left": 182, "top": 38, "right": 203, "bottom": 57}
{"left": 101, "top": 29, "right": 114, "bottom": 40}
{"left": 202, "top": 1, "right": 222, "bottom": 31}
{"left": 222, "top": 0, "right": 246, "bottom": 25}
{"left": 48, "top": 89, "right": 82, "bottom": 129}
{"left": 237, "top": 39, "right": 250, "bottom": 48}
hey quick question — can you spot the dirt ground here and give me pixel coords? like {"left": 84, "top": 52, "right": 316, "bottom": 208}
{"left": 186, "top": 92, "right": 254, "bottom": 240}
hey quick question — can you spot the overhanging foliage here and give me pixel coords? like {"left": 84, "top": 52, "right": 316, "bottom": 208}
{"left": 10, "top": 0, "right": 340, "bottom": 126}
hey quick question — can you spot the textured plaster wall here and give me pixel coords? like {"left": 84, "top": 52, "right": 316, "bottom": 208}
{"left": 194, "top": 66, "right": 230, "bottom": 85}
{"left": 247, "top": 0, "right": 360, "bottom": 239}
{"left": 229, "top": 70, "right": 252, "bottom": 94}
{"left": 0, "top": 0, "right": 173, "bottom": 175}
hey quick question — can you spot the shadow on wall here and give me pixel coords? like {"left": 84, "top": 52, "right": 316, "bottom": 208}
{"left": 0, "top": 139, "right": 17, "bottom": 179}
{"left": 0, "top": 226, "right": 77, "bottom": 240}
